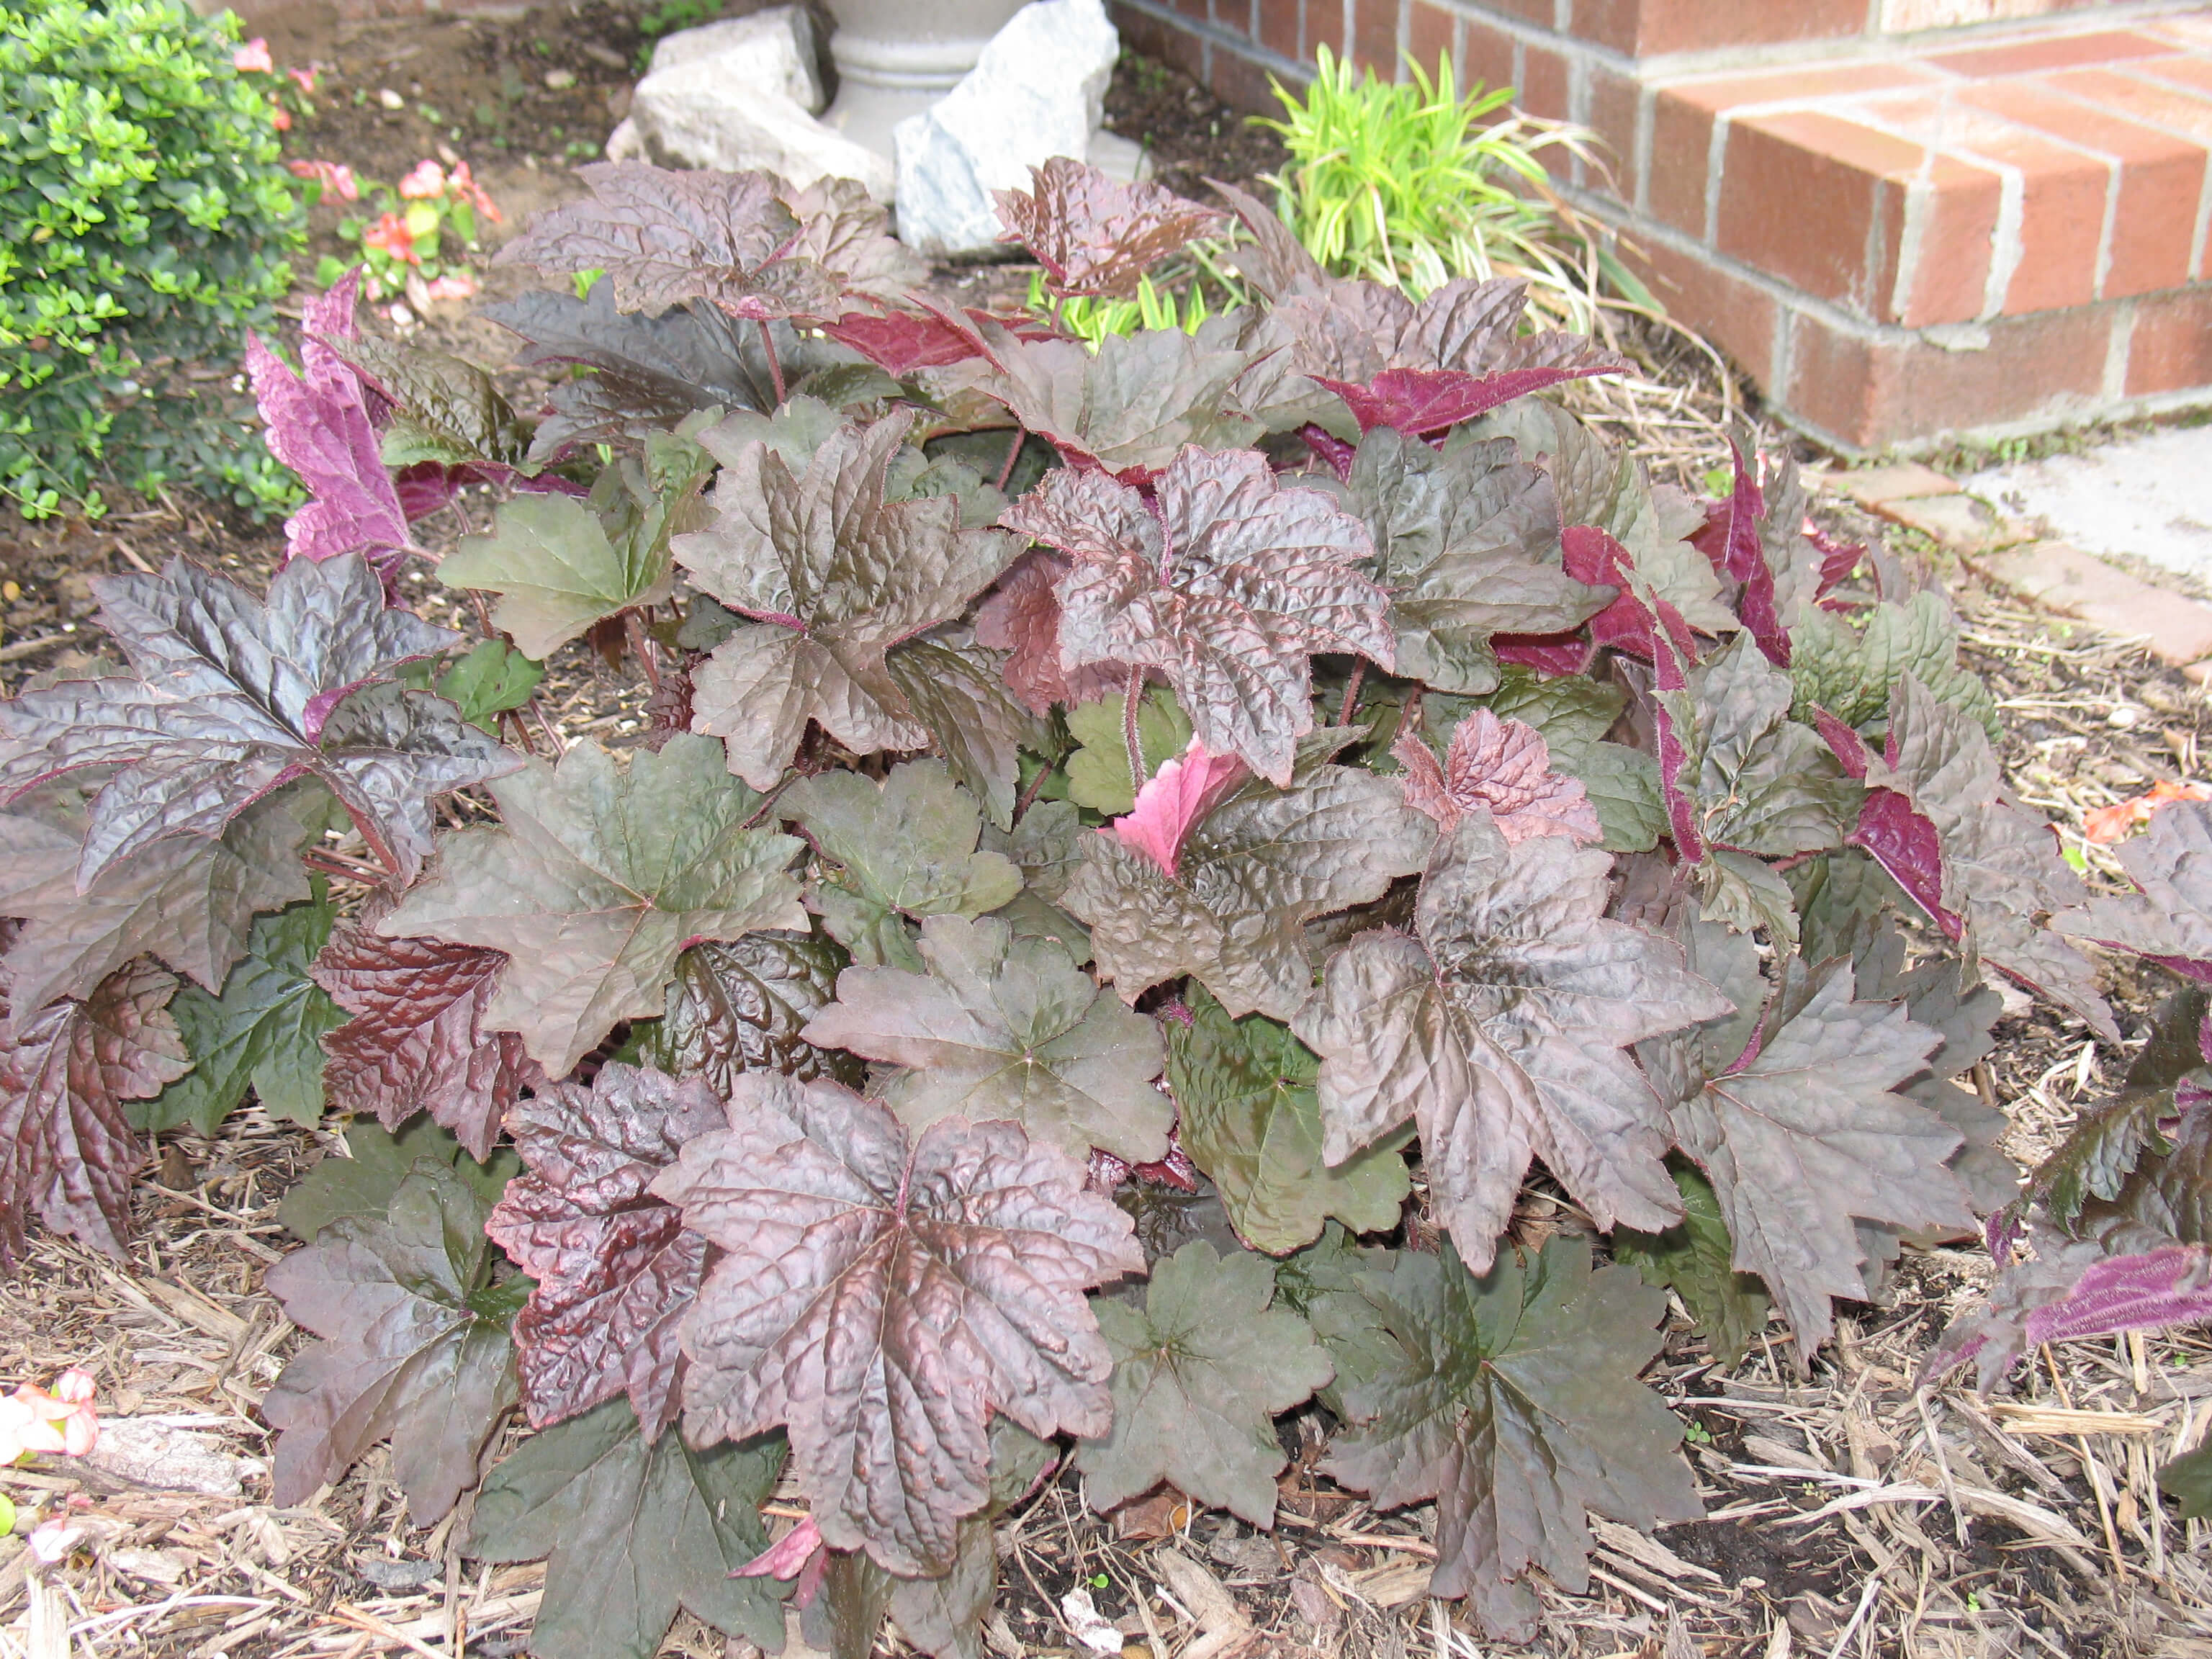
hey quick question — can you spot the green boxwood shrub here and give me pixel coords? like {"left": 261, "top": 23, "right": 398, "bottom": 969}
{"left": 0, "top": 0, "right": 307, "bottom": 518}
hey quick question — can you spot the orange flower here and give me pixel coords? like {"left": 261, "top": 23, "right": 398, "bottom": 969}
{"left": 271, "top": 104, "right": 292, "bottom": 130}
{"left": 0, "top": 1370, "right": 99, "bottom": 1462}
{"left": 2084, "top": 778, "right": 2212, "bottom": 845}
{"left": 446, "top": 161, "right": 502, "bottom": 222}
{"left": 361, "top": 212, "right": 421, "bottom": 265}
{"left": 233, "top": 37, "right": 273, "bottom": 72}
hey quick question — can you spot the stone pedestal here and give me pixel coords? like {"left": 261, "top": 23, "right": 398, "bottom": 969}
{"left": 820, "top": 0, "right": 1029, "bottom": 158}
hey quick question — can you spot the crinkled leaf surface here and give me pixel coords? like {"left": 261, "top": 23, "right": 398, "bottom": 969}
{"left": 782, "top": 760, "right": 1022, "bottom": 971}
{"left": 0, "top": 964, "right": 188, "bottom": 1263}
{"left": 382, "top": 734, "right": 806, "bottom": 1077}
{"left": 884, "top": 630, "right": 1048, "bottom": 832}
{"left": 1869, "top": 675, "right": 2117, "bottom": 1041}
{"left": 1077, "top": 1239, "right": 1331, "bottom": 1524}
{"left": 1394, "top": 709, "right": 1600, "bottom": 845}
{"left": 467, "top": 1395, "right": 786, "bottom": 1659}
{"left": 637, "top": 932, "right": 863, "bottom": 1095}
{"left": 328, "top": 333, "right": 534, "bottom": 474}
{"left": 992, "top": 158, "right": 1224, "bottom": 298}
{"left": 1063, "top": 691, "right": 1192, "bottom": 817}
{"left": 1345, "top": 428, "right": 1604, "bottom": 696}
{"left": 1167, "top": 985, "right": 1409, "bottom": 1254}
{"left": 652, "top": 1073, "right": 1144, "bottom": 1575}
{"left": 1064, "top": 764, "right": 1435, "bottom": 1022}
{"left": 784, "top": 176, "right": 930, "bottom": 297}
{"left": 0, "top": 553, "right": 512, "bottom": 885}
{"left": 139, "top": 896, "right": 344, "bottom": 1135}
{"left": 2059, "top": 797, "right": 2212, "bottom": 974}
{"left": 263, "top": 1165, "right": 524, "bottom": 1521}
{"left": 277, "top": 1114, "right": 518, "bottom": 1244}
{"left": 496, "top": 163, "right": 837, "bottom": 320}
{"left": 1612, "top": 1164, "right": 1771, "bottom": 1368}
{"left": 313, "top": 907, "right": 539, "bottom": 1163}
{"left": 487, "top": 1063, "right": 724, "bottom": 1440}
{"left": 1313, "top": 1236, "right": 1699, "bottom": 1635}
{"left": 1789, "top": 590, "right": 1997, "bottom": 740}
{"left": 673, "top": 410, "right": 1016, "bottom": 787}
{"left": 960, "top": 317, "right": 1265, "bottom": 477}
{"left": 1640, "top": 920, "right": 1969, "bottom": 1357}
{"left": 971, "top": 550, "right": 1127, "bottom": 717}
{"left": 1296, "top": 813, "right": 1730, "bottom": 1269}
{"left": 0, "top": 785, "right": 315, "bottom": 1018}
{"left": 802, "top": 913, "right": 1169, "bottom": 1164}
{"left": 1002, "top": 448, "right": 1391, "bottom": 784}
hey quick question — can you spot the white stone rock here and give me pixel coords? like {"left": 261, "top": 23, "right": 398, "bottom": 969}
{"left": 604, "top": 115, "right": 644, "bottom": 161}
{"left": 891, "top": 0, "right": 1120, "bottom": 258}
{"left": 644, "top": 6, "right": 824, "bottom": 113}
{"left": 631, "top": 67, "right": 892, "bottom": 200}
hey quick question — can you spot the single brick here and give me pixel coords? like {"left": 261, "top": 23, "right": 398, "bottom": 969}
{"left": 1836, "top": 462, "right": 1960, "bottom": 508}
{"left": 1928, "top": 30, "right": 2182, "bottom": 79}
{"left": 1623, "top": 238, "right": 1781, "bottom": 387}
{"left": 2126, "top": 285, "right": 2212, "bottom": 397}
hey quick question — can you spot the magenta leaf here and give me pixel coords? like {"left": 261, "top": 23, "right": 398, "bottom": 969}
{"left": 248, "top": 333, "right": 411, "bottom": 579}
{"left": 1317, "top": 364, "right": 1622, "bottom": 436}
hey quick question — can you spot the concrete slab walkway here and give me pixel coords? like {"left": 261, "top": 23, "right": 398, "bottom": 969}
{"left": 1966, "top": 425, "right": 2212, "bottom": 585}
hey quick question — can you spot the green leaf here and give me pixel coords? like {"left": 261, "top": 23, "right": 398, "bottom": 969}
{"left": 1313, "top": 1236, "right": 1701, "bottom": 1637}
{"left": 1613, "top": 1164, "right": 1771, "bottom": 1367}
{"left": 331, "top": 333, "right": 535, "bottom": 471}
{"left": 637, "top": 932, "right": 863, "bottom": 1095}
{"left": 384, "top": 734, "right": 807, "bottom": 1077}
{"left": 466, "top": 1397, "right": 787, "bottom": 1659}
{"left": 136, "top": 896, "right": 344, "bottom": 1134}
{"left": 2031, "top": 986, "right": 2206, "bottom": 1230}
{"left": 782, "top": 760, "right": 1022, "bottom": 971}
{"left": 1167, "top": 986, "right": 1408, "bottom": 1254}
{"left": 1565, "top": 742, "right": 1664, "bottom": 855}
{"left": 1789, "top": 590, "right": 1998, "bottom": 741}
{"left": 1078, "top": 1239, "right": 1332, "bottom": 1525}
{"left": 1064, "top": 690, "right": 1192, "bottom": 815}
{"left": 279, "top": 1115, "right": 520, "bottom": 1244}
{"left": 803, "top": 914, "right": 1167, "bottom": 1164}
{"left": 2161, "top": 1441, "right": 2212, "bottom": 1519}
{"left": 409, "top": 639, "right": 544, "bottom": 732}
{"left": 1274, "top": 1223, "right": 1399, "bottom": 1420}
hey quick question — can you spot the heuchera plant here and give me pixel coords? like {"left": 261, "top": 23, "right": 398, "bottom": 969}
{"left": 0, "top": 156, "right": 2179, "bottom": 1653}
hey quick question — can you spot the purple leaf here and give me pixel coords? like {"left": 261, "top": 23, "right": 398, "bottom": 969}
{"left": 1316, "top": 364, "right": 1622, "bottom": 436}
{"left": 992, "top": 157, "right": 1225, "bottom": 299}
{"left": 247, "top": 333, "right": 410, "bottom": 580}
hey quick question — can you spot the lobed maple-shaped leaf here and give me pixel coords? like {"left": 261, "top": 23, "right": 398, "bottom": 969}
{"left": 467, "top": 1395, "right": 786, "bottom": 1659}
{"left": 436, "top": 428, "right": 710, "bottom": 659}
{"left": 1343, "top": 428, "right": 1605, "bottom": 695}
{"left": 1077, "top": 1239, "right": 1331, "bottom": 1524}
{"left": 782, "top": 175, "right": 928, "bottom": 299}
{"left": 971, "top": 550, "right": 1126, "bottom": 716}
{"left": 324, "top": 332, "right": 534, "bottom": 476}
{"left": 1061, "top": 691, "right": 1192, "bottom": 817}
{"left": 1311, "top": 1235, "right": 1701, "bottom": 1637}
{"left": 1393, "top": 709, "right": 1600, "bottom": 845}
{"left": 246, "top": 316, "right": 412, "bottom": 577}
{"left": 2059, "top": 797, "right": 2212, "bottom": 978}
{"left": 651, "top": 1071, "right": 1145, "bottom": 1575}
{"left": 0, "top": 964, "right": 189, "bottom": 1263}
{"left": 637, "top": 932, "right": 863, "bottom": 1095}
{"left": 496, "top": 163, "right": 838, "bottom": 320}
{"left": 1612, "top": 1164, "right": 1771, "bottom": 1368}
{"left": 0, "top": 553, "right": 513, "bottom": 886}
{"left": 313, "top": 904, "right": 539, "bottom": 1163}
{"left": 1474, "top": 667, "right": 1663, "bottom": 855}
{"left": 673, "top": 408, "right": 1017, "bottom": 788}
{"left": 1319, "top": 363, "right": 1622, "bottom": 436}
{"left": 781, "top": 760, "right": 1022, "bottom": 971}
{"left": 1001, "top": 447, "right": 1391, "bottom": 784}
{"left": 1637, "top": 916, "right": 1971, "bottom": 1358}
{"left": 382, "top": 734, "right": 806, "bottom": 1077}
{"left": 1064, "top": 764, "right": 1436, "bottom": 1022}
{"left": 958, "top": 315, "right": 1267, "bottom": 479}
{"left": 802, "top": 913, "right": 1169, "bottom": 1164}
{"left": 1860, "top": 676, "right": 2118, "bottom": 1041}
{"left": 487, "top": 1063, "right": 724, "bottom": 1441}
{"left": 992, "top": 156, "right": 1225, "bottom": 298}
{"left": 0, "top": 785, "right": 315, "bottom": 1020}
{"left": 278, "top": 1114, "right": 518, "bottom": 1244}
{"left": 263, "top": 1164, "right": 525, "bottom": 1522}
{"left": 1296, "top": 812, "right": 1731, "bottom": 1269}
{"left": 1166, "top": 985, "right": 1409, "bottom": 1255}
{"left": 139, "top": 896, "right": 345, "bottom": 1135}
{"left": 884, "top": 629, "right": 1050, "bottom": 833}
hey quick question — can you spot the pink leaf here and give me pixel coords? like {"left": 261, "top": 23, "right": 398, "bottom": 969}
{"left": 1391, "top": 711, "right": 1600, "bottom": 845}
{"left": 737, "top": 1515, "right": 823, "bottom": 1581}
{"left": 246, "top": 331, "right": 410, "bottom": 583}
{"left": 1110, "top": 737, "right": 1249, "bottom": 877}
{"left": 1316, "top": 364, "right": 1622, "bottom": 436}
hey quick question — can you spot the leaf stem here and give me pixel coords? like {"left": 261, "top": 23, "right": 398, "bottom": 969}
{"left": 1012, "top": 759, "right": 1053, "bottom": 825}
{"left": 756, "top": 320, "right": 787, "bottom": 403}
{"left": 994, "top": 426, "right": 1027, "bottom": 492}
{"left": 1337, "top": 661, "right": 1366, "bottom": 727}
{"left": 526, "top": 696, "right": 566, "bottom": 755}
{"left": 1122, "top": 665, "right": 1146, "bottom": 800}
{"left": 624, "top": 611, "right": 662, "bottom": 693}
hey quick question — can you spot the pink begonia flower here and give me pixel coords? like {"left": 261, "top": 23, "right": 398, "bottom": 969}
{"left": 397, "top": 159, "right": 447, "bottom": 199}
{"left": 361, "top": 212, "right": 421, "bottom": 264}
{"left": 424, "top": 272, "right": 478, "bottom": 301}
{"left": 233, "top": 37, "right": 273, "bottom": 72}
{"left": 0, "top": 1370, "right": 99, "bottom": 1463}
{"left": 289, "top": 66, "right": 318, "bottom": 93}
{"left": 287, "top": 158, "right": 359, "bottom": 202}
{"left": 446, "top": 160, "right": 503, "bottom": 222}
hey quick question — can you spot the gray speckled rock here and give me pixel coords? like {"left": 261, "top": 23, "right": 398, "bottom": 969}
{"left": 891, "top": 0, "right": 1120, "bottom": 258}
{"left": 644, "top": 7, "right": 824, "bottom": 111}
